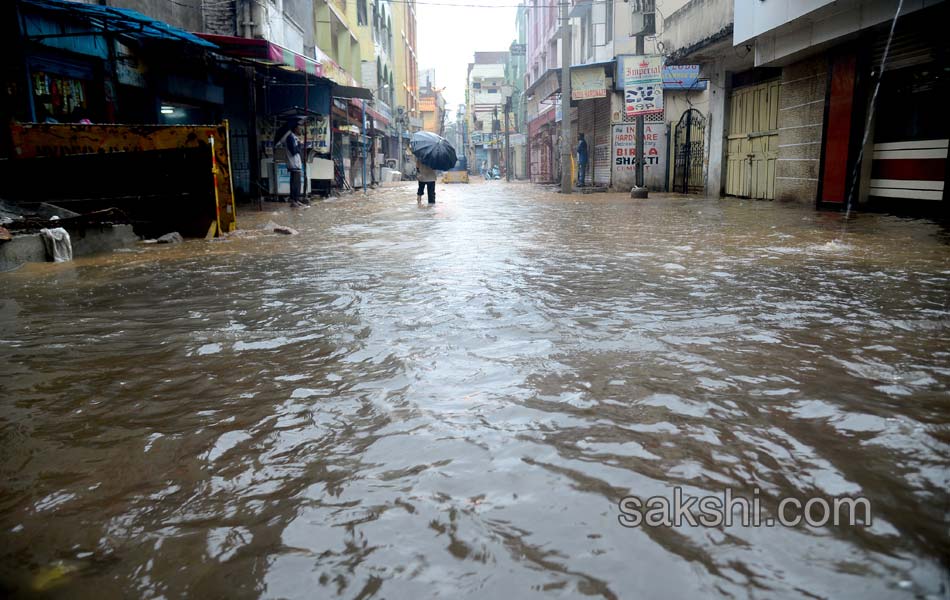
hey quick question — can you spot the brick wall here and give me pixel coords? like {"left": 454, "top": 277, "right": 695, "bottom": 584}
{"left": 774, "top": 56, "right": 826, "bottom": 203}
{"left": 202, "top": 0, "right": 236, "bottom": 36}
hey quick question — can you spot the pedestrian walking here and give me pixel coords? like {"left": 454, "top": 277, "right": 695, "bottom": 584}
{"left": 416, "top": 158, "right": 437, "bottom": 204}
{"left": 576, "top": 133, "right": 589, "bottom": 187}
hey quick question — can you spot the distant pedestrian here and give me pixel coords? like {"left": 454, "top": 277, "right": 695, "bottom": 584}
{"left": 416, "top": 158, "right": 437, "bottom": 204}
{"left": 576, "top": 133, "right": 589, "bottom": 187}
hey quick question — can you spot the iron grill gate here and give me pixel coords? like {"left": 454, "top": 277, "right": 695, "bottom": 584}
{"left": 229, "top": 128, "right": 251, "bottom": 198}
{"left": 673, "top": 108, "right": 706, "bottom": 194}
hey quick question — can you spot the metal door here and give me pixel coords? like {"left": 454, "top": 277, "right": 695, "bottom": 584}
{"left": 673, "top": 108, "right": 706, "bottom": 194}
{"left": 726, "top": 80, "right": 779, "bottom": 199}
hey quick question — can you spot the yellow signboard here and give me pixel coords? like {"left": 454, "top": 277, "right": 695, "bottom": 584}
{"left": 9, "top": 122, "right": 237, "bottom": 235}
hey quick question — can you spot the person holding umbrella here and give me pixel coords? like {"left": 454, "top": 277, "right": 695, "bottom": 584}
{"left": 410, "top": 131, "right": 457, "bottom": 205}
{"left": 416, "top": 158, "right": 437, "bottom": 204}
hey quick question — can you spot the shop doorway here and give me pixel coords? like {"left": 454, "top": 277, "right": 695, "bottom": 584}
{"left": 726, "top": 80, "right": 780, "bottom": 199}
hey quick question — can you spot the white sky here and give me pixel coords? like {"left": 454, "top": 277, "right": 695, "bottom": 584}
{"left": 415, "top": 0, "right": 519, "bottom": 116}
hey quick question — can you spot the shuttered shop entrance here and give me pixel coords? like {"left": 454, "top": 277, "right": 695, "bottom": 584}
{"left": 726, "top": 80, "right": 780, "bottom": 199}
{"left": 576, "top": 96, "right": 611, "bottom": 186}
{"left": 867, "top": 6, "right": 947, "bottom": 206}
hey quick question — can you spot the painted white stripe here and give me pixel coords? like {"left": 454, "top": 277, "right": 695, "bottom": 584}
{"left": 870, "top": 188, "right": 943, "bottom": 200}
{"left": 779, "top": 99, "right": 824, "bottom": 111}
{"left": 776, "top": 176, "right": 819, "bottom": 181}
{"left": 778, "top": 141, "right": 821, "bottom": 148}
{"left": 873, "top": 149, "right": 948, "bottom": 160}
{"left": 873, "top": 139, "right": 948, "bottom": 151}
{"left": 870, "top": 179, "right": 945, "bottom": 190}
{"left": 779, "top": 123, "right": 823, "bottom": 131}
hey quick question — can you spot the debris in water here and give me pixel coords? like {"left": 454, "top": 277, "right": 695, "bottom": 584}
{"left": 156, "top": 232, "right": 183, "bottom": 244}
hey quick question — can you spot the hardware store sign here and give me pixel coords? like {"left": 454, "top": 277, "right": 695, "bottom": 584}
{"left": 571, "top": 66, "right": 606, "bottom": 100}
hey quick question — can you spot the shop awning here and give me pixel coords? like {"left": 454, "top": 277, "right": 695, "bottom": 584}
{"left": 334, "top": 84, "right": 373, "bottom": 101}
{"left": 20, "top": 0, "right": 216, "bottom": 48}
{"left": 196, "top": 33, "right": 323, "bottom": 77}
{"left": 344, "top": 98, "right": 389, "bottom": 126}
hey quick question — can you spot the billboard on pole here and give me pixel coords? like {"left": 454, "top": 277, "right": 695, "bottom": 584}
{"left": 621, "top": 55, "right": 663, "bottom": 117}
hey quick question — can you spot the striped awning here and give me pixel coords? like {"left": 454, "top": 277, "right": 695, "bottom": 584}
{"left": 195, "top": 34, "right": 322, "bottom": 77}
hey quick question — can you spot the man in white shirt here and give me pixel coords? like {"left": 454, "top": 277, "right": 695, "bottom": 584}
{"left": 279, "top": 120, "right": 307, "bottom": 207}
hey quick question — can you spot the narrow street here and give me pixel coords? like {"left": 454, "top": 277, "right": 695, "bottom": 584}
{"left": 2, "top": 182, "right": 949, "bottom": 598}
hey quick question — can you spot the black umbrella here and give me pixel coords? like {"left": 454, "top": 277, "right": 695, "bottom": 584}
{"left": 410, "top": 131, "right": 457, "bottom": 171}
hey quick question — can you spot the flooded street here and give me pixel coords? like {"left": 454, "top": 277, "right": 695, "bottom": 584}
{"left": 1, "top": 182, "right": 949, "bottom": 598}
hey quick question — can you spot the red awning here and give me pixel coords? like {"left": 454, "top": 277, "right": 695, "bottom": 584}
{"left": 195, "top": 33, "right": 323, "bottom": 77}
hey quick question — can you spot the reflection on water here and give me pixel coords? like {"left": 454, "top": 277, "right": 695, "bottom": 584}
{"left": 1, "top": 183, "right": 948, "bottom": 598}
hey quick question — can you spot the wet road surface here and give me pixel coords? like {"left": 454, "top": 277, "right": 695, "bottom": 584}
{"left": 1, "top": 182, "right": 949, "bottom": 598}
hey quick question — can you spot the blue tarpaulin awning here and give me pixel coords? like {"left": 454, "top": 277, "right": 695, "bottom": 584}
{"left": 19, "top": 0, "right": 216, "bottom": 48}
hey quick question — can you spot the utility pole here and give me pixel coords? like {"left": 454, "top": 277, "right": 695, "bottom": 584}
{"left": 560, "top": 0, "right": 572, "bottom": 194}
{"left": 396, "top": 108, "right": 404, "bottom": 177}
{"left": 361, "top": 99, "right": 367, "bottom": 194}
{"left": 504, "top": 95, "right": 511, "bottom": 181}
{"left": 635, "top": 34, "right": 645, "bottom": 189}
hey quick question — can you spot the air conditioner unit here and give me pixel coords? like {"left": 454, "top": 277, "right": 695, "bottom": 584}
{"left": 630, "top": 0, "right": 656, "bottom": 36}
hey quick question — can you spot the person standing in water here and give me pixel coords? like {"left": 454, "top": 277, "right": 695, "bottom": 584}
{"left": 416, "top": 158, "right": 437, "bottom": 204}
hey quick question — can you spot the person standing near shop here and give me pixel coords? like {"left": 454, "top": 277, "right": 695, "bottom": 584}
{"left": 416, "top": 158, "right": 437, "bottom": 204}
{"left": 576, "top": 133, "right": 589, "bottom": 187}
{"left": 280, "top": 119, "right": 308, "bottom": 207}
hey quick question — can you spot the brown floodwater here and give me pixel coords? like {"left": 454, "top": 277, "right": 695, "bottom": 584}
{"left": 1, "top": 182, "right": 948, "bottom": 598}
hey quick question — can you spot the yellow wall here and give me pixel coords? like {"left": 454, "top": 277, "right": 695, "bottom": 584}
{"left": 314, "top": 0, "right": 361, "bottom": 84}
{"left": 392, "top": 0, "right": 418, "bottom": 118}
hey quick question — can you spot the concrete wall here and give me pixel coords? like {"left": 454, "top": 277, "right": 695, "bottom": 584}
{"left": 746, "top": 0, "right": 940, "bottom": 67}
{"left": 658, "top": 0, "right": 733, "bottom": 60}
{"left": 774, "top": 56, "right": 827, "bottom": 203}
{"left": 0, "top": 225, "right": 138, "bottom": 272}
{"left": 734, "top": 0, "right": 833, "bottom": 45}
{"left": 703, "top": 57, "right": 730, "bottom": 197}
{"left": 203, "top": 0, "right": 236, "bottom": 35}
{"left": 106, "top": 0, "right": 201, "bottom": 31}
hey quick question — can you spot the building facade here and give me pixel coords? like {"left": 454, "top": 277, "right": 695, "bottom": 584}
{"left": 466, "top": 52, "right": 509, "bottom": 175}
{"left": 656, "top": 0, "right": 947, "bottom": 213}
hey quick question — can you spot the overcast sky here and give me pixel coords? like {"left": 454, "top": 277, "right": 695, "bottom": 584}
{"left": 415, "top": 0, "right": 519, "bottom": 116}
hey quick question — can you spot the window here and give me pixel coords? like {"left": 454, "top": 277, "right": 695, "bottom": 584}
{"left": 606, "top": 0, "right": 613, "bottom": 43}
{"left": 357, "top": 0, "right": 367, "bottom": 25}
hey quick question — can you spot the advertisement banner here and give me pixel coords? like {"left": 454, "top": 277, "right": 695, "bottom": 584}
{"left": 571, "top": 66, "right": 607, "bottom": 101}
{"left": 622, "top": 55, "right": 663, "bottom": 117}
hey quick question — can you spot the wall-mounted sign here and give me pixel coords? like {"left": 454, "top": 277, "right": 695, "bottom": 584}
{"left": 662, "top": 65, "right": 706, "bottom": 91}
{"left": 510, "top": 44, "right": 526, "bottom": 56}
{"left": 571, "top": 66, "right": 607, "bottom": 101}
{"left": 621, "top": 55, "right": 663, "bottom": 117}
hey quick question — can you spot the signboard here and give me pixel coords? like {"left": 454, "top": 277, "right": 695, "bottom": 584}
{"left": 612, "top": 122, "right": 662, "bottom": 173}
{"left": 571, "top": 66, "right": 607, "bottom": 101}
{"left": 313, "top": 46, "right": 356, "bottom": 86}
{"left": 622, "top": 55, "right": 663, "bottom": 117}
{"left": 510, "top": 43, "right": 526, "bottom": 56}
{"left": 662, "top": 65, "right": 706, "bottom": 91}
{"left": 534, "top": 70, "right": 560, "bottom": 103}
